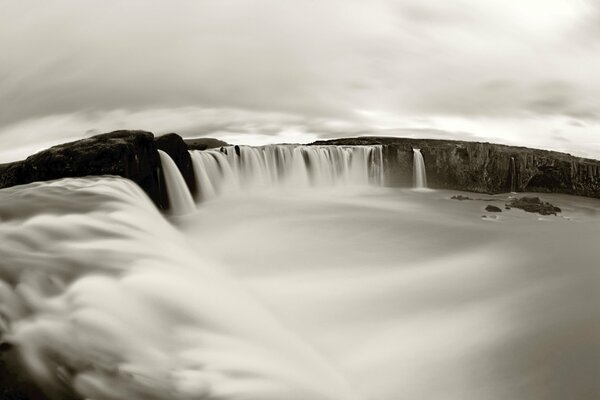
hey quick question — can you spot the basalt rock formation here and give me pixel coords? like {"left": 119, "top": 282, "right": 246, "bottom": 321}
{"left": 155, "top": 133, "right": 198, "bottom": 198}
{"left": 0, "top": 130, "right": 171, "bottom": 210}
{"left": 313, "top": 137, "right": 600, "bottom": 199}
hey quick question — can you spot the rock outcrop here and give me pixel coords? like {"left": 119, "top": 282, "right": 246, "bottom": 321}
{"left": 0, "top": 130, "right": 171, "bottom": 209}
{"left": 507, "top": 196, "right": 562, "bottom": 215}
{"left": 313, "top": 137, "right": 600, "bottom": 199}
{"left": 155, "top": 133, "right": 198, "bottom": 198}
{"left": 185, "top": 137, "right": 229, "bottom": 150}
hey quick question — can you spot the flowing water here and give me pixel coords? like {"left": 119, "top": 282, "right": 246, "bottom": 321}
{"left": 158, "top": 150, "right": 196, "bottom": 215}
{"left": 0, "top": 146, "right": 599, "bottom": 400}
{"left": 190, "top": 145, "right": 383, "bottom": 201}
{"left": 413, "top": 148, "right": 427, "bottom": 189}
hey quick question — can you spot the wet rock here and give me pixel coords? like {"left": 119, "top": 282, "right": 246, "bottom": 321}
{"left": 485, "top": 205, "right": 502, "bottom": 212}
{"left": 506, "top": 196, "right": 562, "bottom": 215}
{"left": 155, "top": 133, "right": 197, "bottom": 197}
{"left": 451, "top": 195, "right": 472, "bottom": 200}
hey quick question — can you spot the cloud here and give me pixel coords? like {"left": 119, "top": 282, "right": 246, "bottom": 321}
{"left": 0, "top": 0, "right": 599, "bottom": 159}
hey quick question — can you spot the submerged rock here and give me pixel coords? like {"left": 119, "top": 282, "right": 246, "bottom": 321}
{"left": 507, "top": 196, "right": 561, "bottom": 215}
{"left": 485, "top": 205, "right": 502, "bottom": 212}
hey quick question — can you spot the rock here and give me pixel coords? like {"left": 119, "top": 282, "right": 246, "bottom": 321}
{"left": 451, "top": 195, "right": 472, "bottom": 200}
{"left": 234, "top": 145, "right": 241, "bottom": 157}
{"left": 506, "top": 196, "right": 562, "bottom": 215}
{"left": 0, "top": 130, "right": 169, "bottom": 209}
{"left": 185, "top": 137, "right": 229, "bottom": 150}
{"left": 485, "top": 205, "right": 502, "bottom": 212}
{"left": 0, "top": 343, "right": 80, "bottom": 400}
{"left": 155, "top": 133, "right": 197, "bottom": 197}
{"left": 312, "top": 137, "right": 600, "bottom": 199}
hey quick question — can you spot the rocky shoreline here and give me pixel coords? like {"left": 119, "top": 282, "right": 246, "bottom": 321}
{"left": 0, "top": 131, "right": 599, "bottom": 211}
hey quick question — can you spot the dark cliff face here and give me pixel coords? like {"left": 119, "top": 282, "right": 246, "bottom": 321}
{"left": 313, "top": 137, "right": 600, "bottom": 198}
{"left": 0, "top": 130, "right": 170, "bottom": 209}
{"left": 155, "top": 133, "right": 198, "bottom": 198}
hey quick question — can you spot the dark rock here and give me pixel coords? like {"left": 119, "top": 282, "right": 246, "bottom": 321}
{"left": 451, "top": 195, "right": 472, "bottom": 200}
{"left": 485, "top": 205, "right": 502, "bottom": 212}
{"left": 185, "top": 137, "right": 229, "bottom": 151}
{"left": 312, "top": 137, "right": 600, "bottom": 199}
{"left": 505, "top": 206, "right": 511, "bottom": 210}
{"left": 0, "top": 343, "right": 80, "bottom": 400}
{"left": 155, "top": 133, "right": 197, "bottom": 198}
{"left": 234, "top": 145, "right": 241, "bottom": 157}
{"left": 507, "top": 196, "right": 562, "bottom": 215}
{"left": 0, "top": 130, "right": 169, "bottom": 209}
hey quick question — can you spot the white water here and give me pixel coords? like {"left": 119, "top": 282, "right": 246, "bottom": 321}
{"left": 1, "top": 157, "right": 600, "bottom": 400}
{"left": 191, "top": 145, "right": 383, "bottom": 201}
{"left": 413, "top": 148, "right": 427, "bottom": 189}
{"left": 0, "top": 177, "right": 359, "bottom": 400}
{"left": 510, "top": 156, "right": 517, "bottom": 192}
{"left": 158, "top": 150, "right": 196, "bottom": 215}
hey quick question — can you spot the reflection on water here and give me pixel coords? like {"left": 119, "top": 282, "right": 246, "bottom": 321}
{"left": 0, "top": 177, "right": 599, "bottom": 399}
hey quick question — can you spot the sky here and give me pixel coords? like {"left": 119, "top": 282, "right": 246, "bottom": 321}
{"left": 1, "top": 0, "right": 599, "bottom": 162}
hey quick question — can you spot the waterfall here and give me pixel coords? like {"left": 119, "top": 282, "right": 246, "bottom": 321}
{"left": 158, "top": 150, "right": 196, "bottom": 215}
{"left": 510, "top": 156, "right": 517, "bottom": 192}
{"left": 412, "top": 148, "right": 427, "bottom": 189}
{"left": 190, "top": 145, "right": 383, "bottom": 201}
{"left": 0, "top": 177, "right": 359, "bottom": 400}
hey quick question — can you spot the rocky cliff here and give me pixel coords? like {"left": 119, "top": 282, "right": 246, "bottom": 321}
{"left": 1, "top": 133, "right": 599, "bottom": 206}
{"left": 312, "top": 137, "right": 600, "bottom": 198}
{"left": 0, "top": 130, "right": 172, "bottom": 209}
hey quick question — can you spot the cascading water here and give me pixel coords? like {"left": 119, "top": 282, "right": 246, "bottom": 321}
{"left": 158, "top": 150, "right": 196, "bottom": 214}
{"left": 509, "top": 156, "right": 517, "bottom": 192}
{"left": 0, "top": 177, "right": 359, "bottom": 400}
{"left": 412, "top": 148, "right": 427, "bottom": 189}
{"left": 191, "top": 145, "right": 383, "bottom": 201}
{"left": 2, "top": 161, "right": 600, "bottom": 400}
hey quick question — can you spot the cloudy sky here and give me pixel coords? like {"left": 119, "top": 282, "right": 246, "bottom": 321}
{"left": 1, "top": 0, "right": 599, "bottom": 161}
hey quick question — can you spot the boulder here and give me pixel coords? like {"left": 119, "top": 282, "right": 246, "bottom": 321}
{"left": 155, "top": 133, "right": 197, "bottom": 197}
{"left": 506, "top": 196, "right": 562, "bottom": 215}
{"left": 485, "top": 205, "right": 502, "bottom": 212}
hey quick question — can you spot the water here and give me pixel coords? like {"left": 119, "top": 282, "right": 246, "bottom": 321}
{"left": 413, "top": 148, "right": 427, "bottom": 189}
{"left": 191, "top": 145, "right": 383, "bottom": 201}
{"left": 1, "top": 153, "right": 599, "bottom": 399}
{"left": 158, "top": 150, "right": 196, "bottom": 215}
{"left": 0, "top": 177, "right": 359, "bottom": 400}
{"left": 510, "top": 156, "right": 517, "bottom": 192}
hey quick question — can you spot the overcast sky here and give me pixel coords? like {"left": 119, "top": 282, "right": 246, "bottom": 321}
{"left": 1, "top": 0, "right": 599, "bottom": 161}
